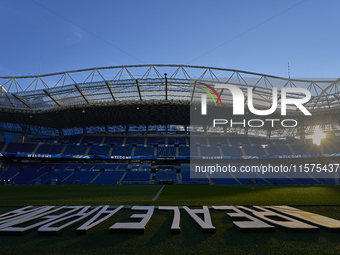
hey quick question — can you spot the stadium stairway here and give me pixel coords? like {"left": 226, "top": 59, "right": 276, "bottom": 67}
{"left": 118, "top": 171, "right": 127, "bottom": 183}
{"left": 229, "top": 172, "right": 243, "bottom": 185}
{"left": 84, "top": 146, "right": 90, "bottom": 155}
{"left": 61, "top": 171, "right": 74, "bottom": 184}
{"left": 10, "top": 165, "right": 43, "bottom": 185}
{"left": 32, "top": 144, "right": 40, "bottom": 154}
{"left": 150, "top": 172, "right": 155, "bottom": 184}
{"left": 240, "top": 146, "right": 246, "bottom": 157}
{"left": 291, "top": 173, "right": 320, "bottom": 185}
{"left": 0, "top": 164, "right": 9, "bottom": 179}
{"left": 26, "top": 166, "right": 49, "bottom": 184}
{"left": 287, "top": 144, "right": 295, "bottom": 155}
{"left": 225, "top": 137, "right": 231, "bottom": 146}
{"left": 177, "top": 172, "right": 182, "bottom": 184}
{"left": 60, "top": 146, "right": 67, "bottom": 155}
{"left": 1, "top": 143, "right": 8, "bottom": 153}
{"left": 69, "top": 179, "right": 80, "bottom": 185}
{"left": 7, "top": 170, "right": 20, "bottom": 181}
{"left": 108, "top": 147, "right": 113, "bottom": 156}
{"left": 305, "top": 172, "right": 322, "bottom": 184}
{"left": 263, "top": 147, "right": 270, "bottom": 156}
{"left": 254, "top": 173, "right": 272, "bottom": 184}
{"left": 335, "top": 165, "right": 340, "bottom": 185}
{"left": 218, "top": 147, "right": 223, "bottom": 157}
{"left": 88, "top": 170, "right": 102, "bottom": 184}
{"left": 91, "top": 170, "right": 125, "bottom": 185}
{"left": 99, "top": 136, "right": 106, "bottom": 144}
{"left": 205, "top": 172, "right": 213, "bottom": 184}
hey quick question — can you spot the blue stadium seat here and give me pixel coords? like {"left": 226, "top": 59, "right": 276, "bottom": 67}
{"left": 91, "top": 171, "right": 125, "bottom": 185}
{"left": 59, "top": 135, "right": 82, "bottom": 144}
{"left": 276, "top": 145, "right": 292, "bottom": 155}
{"left": 116, "top": 164, "right": 128, "bottom": 171}
{"left": 200, "top": 145, "right": 221, "bottom": 156}
{"left": 49, "top": 144, "right": 64, "bottom": 154}
{"left": 63, "top": 144, "right": 88, "bottom": 155}
{"left": 81, "top": 136, "right": 103, "bottom": 145}
{"left": 103, "top": 136, "right": 124, "bottom": 145}
{"left": 147, "top": 137, "right": 166, "bottom": 146}
{"left": 134, "top": 146, "right": 154, "bottom": 156}
{"left": 208, "top": 137, "right": 228, "bottom": 146}
{"left": 181, "top": 171, "right": 191, "bottom": 183}
{"left": 178, "top": 147, "right": 190, "bottom": 156}
{"left": 125, "top": 137, "right": 145, "bottom": 146}
{"left": 88, "top": 145, "right": 110, "bottom": 156}
{"left": 221, "top": 145, "right": 243, "bottom": 157}
{"left": 155, "top": 171, "right": 177, "bottom": 181}
{"left": 67, "top": 171, "right": 98, "bottom": 185}
{"left": 243, "top": 145, "right": 266, "bottom": 156}
{"left": 249, "top": 137, "right": 269, "bottom": 145}
{"left": 190, "top": 146, "right": 199, "bottom": 156}
{"left": 6, "top": 143, "right": 37, "bottom": 154}
{"left": 266, "top": 145, "right": 280, "bottom": 156}
{"left": 123, "top": 171, "right": 151, "bottom": 183}
{"left": 35, "top": 144, "right": 52, "bottom": 154}
{"left": 229, "top": 137, "right": 249, "bottom": 145}
{"left": 157, "top": 147, "right": 176, "bottom": 157}
{"left": 11, "top": 164, "right": 47, "bottom": 184}
{"left": 111, "top": 145, "right": 132, "bottom": 156}
{"left": 167, "top": 137, "right": 187, "bottom": 146}
{"left": 190, "top": 137, "right": 207, "bottom": 145}
{"left": 211, "top": 178, "right": 240, "bottom": 185}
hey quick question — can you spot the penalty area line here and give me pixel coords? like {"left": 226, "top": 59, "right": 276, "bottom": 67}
{"left": 152, "top": 185, "right": 165, "bottom": 201}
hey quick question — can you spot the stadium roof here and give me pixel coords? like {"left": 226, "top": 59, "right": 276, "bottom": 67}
{"left": 0, "top": 65, "right": 339, "bottom": 136}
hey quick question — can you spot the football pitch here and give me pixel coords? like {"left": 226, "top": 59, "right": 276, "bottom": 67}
{"left": 1, "top": 184, "right": 340, "bottom": 206}
{"left": 1, "top": 185, "right": 340, "bottom": 254}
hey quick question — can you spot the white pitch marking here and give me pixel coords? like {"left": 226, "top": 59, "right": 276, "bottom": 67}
{"left": 152, "top": 185, "right": 165, "bottom": 201}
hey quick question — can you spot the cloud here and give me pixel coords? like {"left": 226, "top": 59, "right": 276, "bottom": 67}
{"left": 65, "top": 26, "right": 83, "bottom": 44}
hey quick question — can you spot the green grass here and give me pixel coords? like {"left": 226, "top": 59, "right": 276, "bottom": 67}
{"left": 1, "top": 185, "right": 340, "bottom": 254}
{"left": 157, "top": 185, "right": 340, "bottom": 206}
{"left": 0, "top": 185, "right": 160, "bottom": 206}
{"left": 1, "top": 205, "right": 340, "bottom": 254}
{"left": 1, "top": 185, "right": 340, "bottom": 206}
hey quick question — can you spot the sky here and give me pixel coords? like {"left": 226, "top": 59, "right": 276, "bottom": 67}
{"left": 1, "top": 0, "right": 339, "bottom": 79}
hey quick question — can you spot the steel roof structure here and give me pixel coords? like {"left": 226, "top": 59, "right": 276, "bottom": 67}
{"left": 0, "top": 65, "right": 339, "bottom": 137}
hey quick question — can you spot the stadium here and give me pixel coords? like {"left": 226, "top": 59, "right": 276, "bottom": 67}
{"left": 1, "top": 64, "right": 340, "bottom": 254}
{"left": 0, "top": 64, "right": 339, "bottom": 185}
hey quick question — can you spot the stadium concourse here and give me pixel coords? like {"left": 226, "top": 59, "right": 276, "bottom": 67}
{"left": 0, "top": 65, "right": 339, "bottom": 186}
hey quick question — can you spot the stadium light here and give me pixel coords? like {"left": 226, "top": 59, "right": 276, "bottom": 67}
{"left": 311, "top": 129, "right": 326, "bottom": 146}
